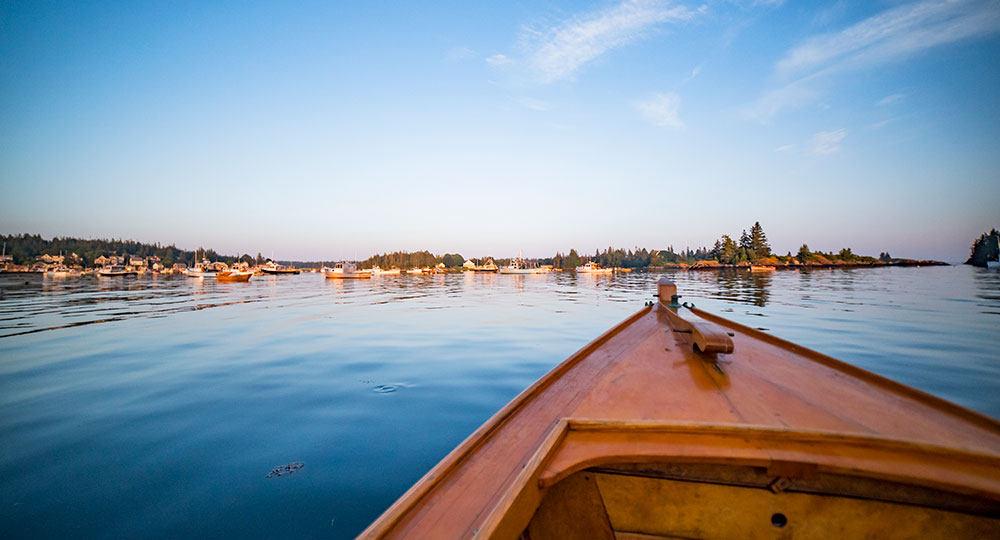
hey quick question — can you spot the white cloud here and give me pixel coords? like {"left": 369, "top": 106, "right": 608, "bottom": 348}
{"left": 811, "top": 129, "right": 847, "bottom": 154}
{"left": 877, "top": 93, "right": 905, "bottom": 106}
{"left": 749, "top": 0, "right": 1000, "bottom": 121}
{"left": 486, "top": 54, "right": 513, "bottom": 66}
{"left": 636, "top": 92, "right": 684, "bottom": 128}
{"left": 521, "top": 0, "right": 704, "bottom": 83}
{"left": 869, "top": 119, "right": 892, "bottom": 129}
{"left": 775, "top": 144, "right": 794, "bottom": 152}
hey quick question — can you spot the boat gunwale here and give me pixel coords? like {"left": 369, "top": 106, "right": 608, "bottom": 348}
{"left": 687, "top": 305, "right": 1000, "bottom": 434}
{"left": 356, "top": 304, "right": 654, "bottom": 539}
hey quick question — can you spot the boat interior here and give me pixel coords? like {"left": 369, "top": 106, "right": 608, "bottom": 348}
{"left": 517, "top": 435, "right": 1000, "bottom": 539}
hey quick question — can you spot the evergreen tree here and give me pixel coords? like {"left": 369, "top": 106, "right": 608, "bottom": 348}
{"left": 739, "top": 229, "right": 751, "bottom": 251}
{"left": 565, "top": 249, "right": 582, "bottom": 269}
{"left": 797, "top": 244, "right": 811, "bottom": 263}
{"left": 749, "top": 221, "right": 771, "bottom": 260}
{"left": 719, "top": 235, "right": 738, "bottom": 264}
{"left": 966, "top": 228, "right": 999, "bottom": 267}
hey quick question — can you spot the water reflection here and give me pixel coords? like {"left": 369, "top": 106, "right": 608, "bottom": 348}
{"left": 2, "top": 266, "right": 1000, "bottom": 540}
{"left": 709, "top": 269, "right": 773, "bottom": 307}
{"left": 971, "top": 267, "right": 1000, "bottom": 314}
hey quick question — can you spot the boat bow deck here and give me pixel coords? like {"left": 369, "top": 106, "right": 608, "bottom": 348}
{"left": 360, "top": 280, "right": 1000, "bottom": 539}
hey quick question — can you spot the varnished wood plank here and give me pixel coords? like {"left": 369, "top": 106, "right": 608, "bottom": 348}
{"left": 525, "top": 471, "right": 615, "bottom": 540}
{"left": 596, "top": 473, "right": 999, "bottom": 540}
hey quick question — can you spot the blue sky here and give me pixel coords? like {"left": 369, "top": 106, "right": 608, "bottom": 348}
{"left": 1, "top": 0, "right": 998, "bottom": 262}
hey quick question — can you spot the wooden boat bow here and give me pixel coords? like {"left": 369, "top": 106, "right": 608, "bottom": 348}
{"left": 359, "top": 279, "right": 1000, "bottom": 539}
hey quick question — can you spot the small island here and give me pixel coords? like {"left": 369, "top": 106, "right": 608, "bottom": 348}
{"left": 965, "top": 228, "right": 1000, "bottom": 268}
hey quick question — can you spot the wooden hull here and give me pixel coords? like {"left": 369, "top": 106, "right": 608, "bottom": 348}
{"left": 216, "top": 272, "right": 252, "bottom": 282}
{"left": 359, "top": 279, "right": 1000, "bottom": 539}
{"left": 261, "top": 268, "right": 300, "bottom": 275}
{"left": 750, "top": 265, "right": 776, "bottom": 272}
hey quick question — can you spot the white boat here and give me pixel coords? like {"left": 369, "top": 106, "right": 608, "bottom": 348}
{"left": 500, "top": 257, "right": 548, "bottom": 274}
{"left": 97, "top": 264, "right": 137, "bottom": 277}
{"left": 371, "top": 266, "right": 401, "bottom": 275}
{"left": 45, "top": 265, "right": 77, "bottom": 277}
{"left": 323, "top": 262, "right": 371, "bottom": 279}
{"left": 260, "top": 260, "right": 301, "bottom": 275}
{"left": 406, "top": 268, "right": 423, "bottom": 274}
{"left": 576, "top": 261, "right": 612, "bottom": 274}
{"left": 185, "top": 258, "right": 218, "bottom": 277}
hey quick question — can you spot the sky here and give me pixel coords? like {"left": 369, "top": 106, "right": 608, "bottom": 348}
{"left": 1, "top": 0, "right": 998, "bottom": 262}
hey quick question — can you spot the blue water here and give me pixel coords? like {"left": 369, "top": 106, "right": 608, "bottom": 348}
{"left": 1, "top": 266, "right": 998, "bottom": 539}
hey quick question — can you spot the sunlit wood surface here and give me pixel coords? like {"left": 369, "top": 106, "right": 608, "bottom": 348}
{"left": 359, "top": 280, "right": 1000, "bottom": 539}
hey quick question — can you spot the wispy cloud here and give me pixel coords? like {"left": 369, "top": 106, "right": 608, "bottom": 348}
{"left": 446, "top": 47, "right": 475, "bottom": 62}
{"left": 636, "top": 92, "right": 684, "bottom": 128}
{"left": 744, "top": 81, "right": 821, "bottom": 123}
{"left": 748, "top": 0, "right": 1000, "bottom": 121}
{"left": 776, "top": 0, "right": 1000, "bottom": 79}
{"left": 811, "top": 129, "right": 847, "bottom": 154}
{"left": 877, "top": 93, "right": 905, "bottom": 106}
{"left": 515, "top": 96, "right": 549, "bottom": 111}
{"left": 520, "top": 0, "right": 704, "bottom": 83}
{"left": 869, "top": 119, "right": 892, "bottom": 129}
{"left": 486, "top": 54, "right": 513, "bottom": 66}
{"left": 680, "top": 64, "right": 702, "bottom": 84}
{"left": 774, "top": 144, "right": 794, "bottom": 152}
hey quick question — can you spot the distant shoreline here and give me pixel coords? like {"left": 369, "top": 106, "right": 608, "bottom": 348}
{"left": 652, "top": 259, "right": 948, "bottom": 271}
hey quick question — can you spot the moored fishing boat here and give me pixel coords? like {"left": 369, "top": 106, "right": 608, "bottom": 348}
{"left": 323, "top": 262, "right": 371, "bottom": 279}
{"left": 575, "top": 261, "right": 612, "bottom": 273}
{"left": 215, "top": 264, "right": 253, "bottom": 282}
{"left": 45, "top": 265, "right": 78, "bottom": 277}
{"left": 359, "top": 278, "right": 1000, "bottom": 539}
{"left": 261, "top": 260, "right": 301, "bottom": 275}
{"left": 500, "top": 257, "right": 548, "bottom": 274}
{"left": 371, "top": 266, "right": 402, "bottom": 275}
{"left": 97, "top": 264, "right": 137, "bottom": 277}
{"left": 473, "top": 258, "right": 499, "bottom": 273}
{"left": 185, "top": 260, "right": 217, "bottom": 277}
{"left": 750, "top": 265, "right": 776, "bottom": 272}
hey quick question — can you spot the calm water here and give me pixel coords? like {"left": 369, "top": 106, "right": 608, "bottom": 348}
{"left": 1, "top": 266, "right": 998, "bottom": 539}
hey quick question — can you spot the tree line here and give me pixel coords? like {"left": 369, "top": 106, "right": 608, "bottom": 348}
{"left": 966, "top": 228, "right": 999, "bottom": 267}
{"left": 3, "top": 223, "right": 892, "bottom": 270}
{"left": 0, "top": 233, "right": 254, "bottom": 267}
{"left": 543, "top": 222, "right": 887, "bottom": 269}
